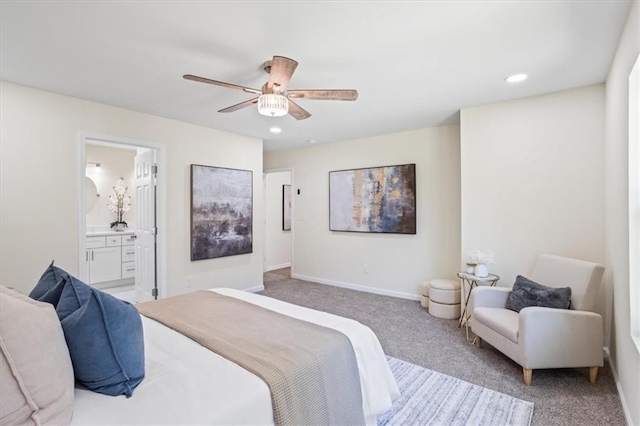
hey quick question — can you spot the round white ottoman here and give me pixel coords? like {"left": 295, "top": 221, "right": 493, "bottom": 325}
{"left": 420, "top": 281, "right": 430, "bottom": 308}
{"left": 428, "top": 279, "right": 461, "bottom": 319}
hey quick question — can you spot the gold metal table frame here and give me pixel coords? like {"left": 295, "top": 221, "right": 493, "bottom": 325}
{"left": 457, "top": 272, "right": 500, "bottom": 330}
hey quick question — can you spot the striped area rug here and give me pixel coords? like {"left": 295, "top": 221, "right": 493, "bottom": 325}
{"left": 378, "top": 357, "right": 534, "bottom": 426}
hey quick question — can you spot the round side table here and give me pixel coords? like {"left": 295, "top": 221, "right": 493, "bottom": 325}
{"left": 456, "top": 272, "right": 500, "bottom": 328}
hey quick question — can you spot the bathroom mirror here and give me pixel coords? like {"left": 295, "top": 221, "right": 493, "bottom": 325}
{"left": 85, "top": 176, "right": 99, "bottom": 214}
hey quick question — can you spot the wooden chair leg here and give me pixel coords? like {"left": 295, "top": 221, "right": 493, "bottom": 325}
{"left": 474, "top": 337, "right": 482, "bottom": 348}
{"left": 589, "top": 367, "right": 598, "bottom": 384}
{"left": 523, "top": 368, "right": 532, "bottom": 386}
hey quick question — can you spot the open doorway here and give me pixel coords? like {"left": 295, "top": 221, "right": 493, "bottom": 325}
{"left": 78, "top": 133, "right": 166, "bottom": 303}
{"left": 264, "top": 169, "right": 293, "bottom": 278}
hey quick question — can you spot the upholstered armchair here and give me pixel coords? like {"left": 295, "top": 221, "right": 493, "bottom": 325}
{"left": 469, "top": 254, "right": 605, "bottom": 385}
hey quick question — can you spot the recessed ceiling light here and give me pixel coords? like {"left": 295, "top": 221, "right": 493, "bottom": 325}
{"left": 269, "top": 127, "right": 282, "bottom": 134}
{"left": 505, "top": 74, "right": 528, "bottom": 83}
{"left": 307, "top": 139, "right": 317, "bottom": 144}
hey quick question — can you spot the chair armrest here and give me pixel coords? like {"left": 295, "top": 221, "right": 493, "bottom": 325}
{"left": 470, "top": 286, "right": 512, "bottom": 310}
{"left": 519, "top": 308, "right": 603, "bottom": 369}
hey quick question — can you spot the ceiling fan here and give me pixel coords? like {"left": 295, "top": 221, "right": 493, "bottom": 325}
{"left": 183, "top": 55, "right": 358, "bottom": 120}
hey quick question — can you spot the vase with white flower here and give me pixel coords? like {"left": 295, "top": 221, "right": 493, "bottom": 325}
{"left": 108, "top": 178, "right": 132, "bottom": 232}
{"left": 469, "top": 249, "right": 494, "bottom": 278}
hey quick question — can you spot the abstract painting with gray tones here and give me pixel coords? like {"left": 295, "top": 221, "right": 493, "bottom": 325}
{"left": 329, "top": 164, "right": 416, "bottom": 234}
{"left": 191, "top": 165, "right": 252, "bottom": 260}
{"left": 282, "top": 185, "right": 292, "bottom": 231}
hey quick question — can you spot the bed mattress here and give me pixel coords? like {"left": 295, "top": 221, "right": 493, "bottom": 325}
{"left": 71, "top": 288, "right": 399, "bottom": 425}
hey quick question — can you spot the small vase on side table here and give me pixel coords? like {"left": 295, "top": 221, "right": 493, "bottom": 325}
{"left": 474, "top": 263, "right": 488, "bottom": 278}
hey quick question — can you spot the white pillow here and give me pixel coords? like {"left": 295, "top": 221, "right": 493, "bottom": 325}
{"left": 0, "top": 286, "right": 74, "bottom": 425}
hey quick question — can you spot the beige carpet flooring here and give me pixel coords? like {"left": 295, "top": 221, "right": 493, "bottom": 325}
{"left": 269, "top": 267, "right": 291, "bottom": 277}
{"left": 261, "top": 272, "right": 626, "bottom": 426}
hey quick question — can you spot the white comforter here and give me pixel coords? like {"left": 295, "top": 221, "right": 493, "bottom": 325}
{"left": 72, "top": 288, "right": 400, "bottom": 425}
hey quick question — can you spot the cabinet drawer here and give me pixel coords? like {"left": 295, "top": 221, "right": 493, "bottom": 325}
{"left": 121, "top": 262, "right": 135, "bottom": 279}
{"left": 86, "top": 236, "right": 106, "bottom": 249}
{"left": 122, "top": 234, "right": 136, "bottom": 246}
{"left": 106, "top": 235, "right": 122, "bottom": 247}
{"left": 121, "top": 246, "right": 135, "bottom": 263}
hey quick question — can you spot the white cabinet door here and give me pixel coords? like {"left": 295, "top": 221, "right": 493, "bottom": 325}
{"left": 89, "top": 247, "right": 122, "bottom": 284}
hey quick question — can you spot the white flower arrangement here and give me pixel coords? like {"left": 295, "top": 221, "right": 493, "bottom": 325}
{"left": 108, "top": 178, "right": 132, "bottom": 229}
{"left": 469, "top": 249, "right": 495, "bottom": 265}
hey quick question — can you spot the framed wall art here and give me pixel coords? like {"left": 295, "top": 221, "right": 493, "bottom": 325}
{"left": 329, "top": 163, "right": 416, "bottom": 234}
{"left": 191, "top": 164, "right": 253, "bottom": 260}
{"left": 282, "top": 184, "right": 292, "bottom": 231}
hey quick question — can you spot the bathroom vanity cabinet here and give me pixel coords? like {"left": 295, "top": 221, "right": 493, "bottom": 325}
{"left": 85, "top": 232, "right": 136, "bottom": 285}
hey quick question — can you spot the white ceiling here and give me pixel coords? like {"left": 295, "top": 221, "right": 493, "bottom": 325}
{"left": 0, "top": 1, "right": 631, "bottom": 151}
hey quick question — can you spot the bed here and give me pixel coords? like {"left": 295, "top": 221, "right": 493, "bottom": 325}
{"left": 71, "top": 288, "right": 400, "bottom": 425}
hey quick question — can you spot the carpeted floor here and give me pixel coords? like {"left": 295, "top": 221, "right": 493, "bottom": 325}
{"left": 261, "top": 272, "right": 626, "bottom": 426}
{"left": 269, "top": 267, "right": 291, "bottom": 277}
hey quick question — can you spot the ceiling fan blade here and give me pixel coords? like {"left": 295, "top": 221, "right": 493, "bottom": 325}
{"left": 287, "top": 99, "right": 312, "bottom": 120}
{"left": 267, "top": 56, "right": 298, "bottom": 92}
{"left": 183, "top": 74, "right": 262, "bottom": 95}
{"left": 287, "top": 89, "right": 358, "bottom": 101}
{"left": 218, "top": 97, "right": 260, "bottom": 113}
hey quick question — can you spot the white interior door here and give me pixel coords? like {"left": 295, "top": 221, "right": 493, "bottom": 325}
{"left": 134, "top": 149, "right": 157, "bottom": 302}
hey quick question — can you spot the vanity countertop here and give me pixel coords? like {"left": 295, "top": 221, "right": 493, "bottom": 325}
{"left": 86, "top": 230, "right": 135, "bottom": 237}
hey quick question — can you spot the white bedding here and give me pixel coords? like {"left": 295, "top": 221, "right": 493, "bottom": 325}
{"left": 72, "top": 288, "right": 399, "bottom": 425}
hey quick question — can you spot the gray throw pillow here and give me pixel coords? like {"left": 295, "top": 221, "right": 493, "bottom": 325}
{"left": 505, "top": 275, "right": 572, "bottom": 313}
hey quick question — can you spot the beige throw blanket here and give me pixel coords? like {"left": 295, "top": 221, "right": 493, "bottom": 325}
{"left": 137, "top": 291, "right": 365, "bottom": 426}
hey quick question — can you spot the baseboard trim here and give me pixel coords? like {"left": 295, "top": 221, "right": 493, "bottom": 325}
{"left": 291, "top": 273, "right": 420, "bottom": 301}
{"left": 266, "top": 263, "right": 291, "bottom": 272}
{"left": 243, "top": 285, "right": 265, "bottom": 293}
{"left": 604, "top": 347, "right": 634, "bottom": 426}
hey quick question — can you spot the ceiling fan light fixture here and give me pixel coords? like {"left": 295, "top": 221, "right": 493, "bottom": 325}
{"left": 185, "top": 55, "right": 357, "bottom": 121}
{"left": 258, "top": 94, "right": 289, "bottom": 117}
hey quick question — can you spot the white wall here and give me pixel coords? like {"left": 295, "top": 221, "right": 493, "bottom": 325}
{"left": 460, "top": 85, "right": 606, "bottom": 315}
{"left": 0, "top": 82, "right": 264, "bottom": 296}
{"left": 265, "top": 171, "right": 292, "bottom": 271}
{"left": 85, "top": 144, "right": 136, "bottom": 230}
{"left": 604, "top": 1, "right": 640, "bottom": 424}
{"left": 264, "top": 125, "right": 461, "bottom": 298}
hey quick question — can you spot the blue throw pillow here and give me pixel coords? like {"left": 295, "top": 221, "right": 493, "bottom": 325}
{"left": 30, "top": 267, "right": 145, "bottom": 397}
{"left": 29, "top": 260, "right": 67, "bottom": 303}
{"left": 505, "top": 275, "right": 572, "bottom": 313}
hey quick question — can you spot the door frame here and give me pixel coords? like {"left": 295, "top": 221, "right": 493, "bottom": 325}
{"left": 263, "top": 167, "right": 294, "bottom": 275}
{"left": 77, "top": 132, "right": 168, "bottom": 299}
